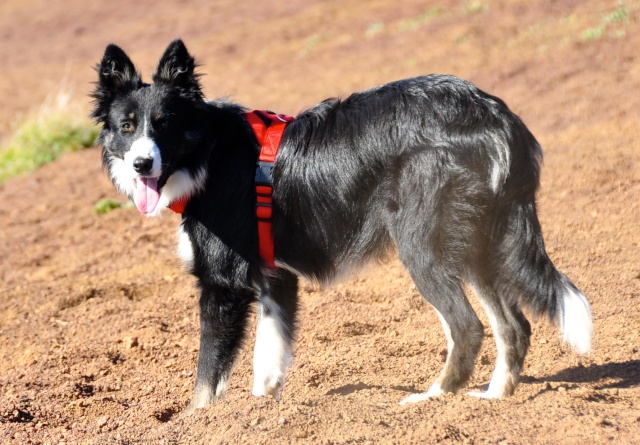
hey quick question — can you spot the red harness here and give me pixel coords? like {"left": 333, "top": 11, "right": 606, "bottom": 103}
{"left": 245, "top": 110, "right": 294, "bottom": 268}
{"left": 169, "top": 110, "right": 294, "bottom": 269}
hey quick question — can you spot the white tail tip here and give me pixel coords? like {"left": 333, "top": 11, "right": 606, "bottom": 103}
{"left": 561, "top": 288, "right": 592, "bottom": 354}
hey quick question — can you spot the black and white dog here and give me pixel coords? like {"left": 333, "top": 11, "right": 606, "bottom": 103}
{"left": 92, "top": 39, "right": 592, "bottom": 414}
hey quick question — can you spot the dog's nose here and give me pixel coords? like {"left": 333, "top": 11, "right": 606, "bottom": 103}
{"left": 133, "top": 157, "right": 154, "bottom": 174}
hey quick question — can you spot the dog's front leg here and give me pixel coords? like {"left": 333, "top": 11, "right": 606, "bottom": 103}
{"left": 252, "top": 270, "right": 299, "bottom": 400}
{"left": 182, "top": 283, "right": 254, "bottom": 416}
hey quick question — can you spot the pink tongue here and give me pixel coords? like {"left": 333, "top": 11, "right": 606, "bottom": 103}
{"left": 134, "top": 177, "right": 160, "bottom": 214}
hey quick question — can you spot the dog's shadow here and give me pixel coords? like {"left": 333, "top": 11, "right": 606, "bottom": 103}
{"left": 518, "top": 359, "right": 640, "bottom": 401}
{"left": 324, "top": 360, "right": 640, "bottom": 399}
{"left": 325, "top": 382, "right": 384, "bottom": 396}
{"left": 523, "top": 359, "right": 640, "bottom": 388}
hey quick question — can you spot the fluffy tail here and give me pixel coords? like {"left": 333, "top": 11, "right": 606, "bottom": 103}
{"left": 558, "top": 278, "right": 592, "bottom": 354}
{"left": 496, "top": 202, "right": 592, "bottom": 354}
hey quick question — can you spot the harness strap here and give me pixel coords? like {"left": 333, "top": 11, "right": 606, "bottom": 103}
{"left": 167, "top": 110, "right": 294, "bottom": 269}
{"left": 245, "top": 110, "right": 294, "bottom": 268}
{"left": 168, "top": 195, "right": 189, "bottom": 213}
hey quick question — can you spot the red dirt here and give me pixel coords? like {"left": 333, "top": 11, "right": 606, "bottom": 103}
{"left": 1, "top": 0, "right": 639, "bottom": 443}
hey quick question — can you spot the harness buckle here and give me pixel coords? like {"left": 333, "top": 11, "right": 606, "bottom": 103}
{"left": 255, "top": 160, "right": 274, "bottom": 186}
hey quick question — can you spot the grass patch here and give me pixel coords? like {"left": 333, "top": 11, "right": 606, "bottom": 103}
{"left": 581, "top": 1, "right": 630, "bottom": 41}
{"left": 461, "top": 0, "right": 488, "bottom": 15}
{"left": 299, "top": 32, "right": 332, "bottom": 57}
{"left": 93, "top": 198, "right": 125, "bottom": 215}
{"left": 366, "top": 21, "right": 385, "bottom": 38}
{"left": 397, "top": 8, "right": 443, "bottom": 32}
{"left": 0, "top": 91, "right": 99, "bottom": 184}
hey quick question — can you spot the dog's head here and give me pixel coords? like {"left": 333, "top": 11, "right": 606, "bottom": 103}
{"left": 91, "top": 39, "right": 209, "bottom": 216}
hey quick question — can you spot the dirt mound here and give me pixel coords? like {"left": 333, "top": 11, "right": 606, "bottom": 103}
{"left": 1, "top": 0, "right": 639, "bottom": 443}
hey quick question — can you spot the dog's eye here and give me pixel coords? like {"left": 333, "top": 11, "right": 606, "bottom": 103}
{"left": 121, "top": 122, "right": 134, "bottom": 133}
{"left": 153, "top": 116, "right": 167, "bottom": 129}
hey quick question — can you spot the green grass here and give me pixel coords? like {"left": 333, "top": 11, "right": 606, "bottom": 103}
{"left": 366, "top": 21, "right": 385, "bottom": 38}
{"left": 299, "top": 32, "right": 332, "bottom": 57}
{"left": 0, "top": 92, "right": 99, "bottom": 184}
{"left": 461, "top": 0, "right": 488, "bottom": 15}
{"left": 397, "top": 8, "right": 443, "bottom": 32}
{"left": 92, "top": 198, "right": 132, "bottom": 214}
{"left": 581, "top": 1, "right": 630, "bottom": 41}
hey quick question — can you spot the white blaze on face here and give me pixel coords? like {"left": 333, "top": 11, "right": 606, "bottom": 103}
{"left": 107, "top": 115, "right": 208, "bottom": 217}
{"left": 123, "top": 135, "right": 163, "bottom": 214}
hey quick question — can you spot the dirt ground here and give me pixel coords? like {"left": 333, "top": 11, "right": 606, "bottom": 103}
{"left": 1, "top": 0, "right": 639, "bottom": 443}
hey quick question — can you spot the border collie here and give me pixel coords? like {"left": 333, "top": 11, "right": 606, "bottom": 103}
{"left": 91, "top": 39, "right": 592, "bottom": 414}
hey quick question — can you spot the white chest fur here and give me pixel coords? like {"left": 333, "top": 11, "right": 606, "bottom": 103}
{"left": 176, "top": 225, "right": 194, "bottom": 269}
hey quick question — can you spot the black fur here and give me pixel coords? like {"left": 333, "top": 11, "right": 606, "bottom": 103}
{"left": 92, "top": 39, "right": 591, "bottom": 413}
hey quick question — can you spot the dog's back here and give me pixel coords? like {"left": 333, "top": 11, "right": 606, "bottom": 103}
{"left": 272, "top": 74, "right": 591, "bottom": 401}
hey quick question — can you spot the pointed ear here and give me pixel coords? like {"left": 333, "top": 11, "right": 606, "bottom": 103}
{"left": 96, "top": 44, "right": 141, "bottom": 93}
{"left": 91, "top": 44, "right": 142, "bottom": 123}
{"left": 153, "top": 39, "right": 203, "bottom": 100}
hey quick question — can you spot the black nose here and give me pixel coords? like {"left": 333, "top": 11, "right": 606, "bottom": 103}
{"left": 133, "top": 157, "right": 154, "bottom": 174}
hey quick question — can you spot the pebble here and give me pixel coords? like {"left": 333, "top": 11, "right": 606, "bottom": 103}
{"left": 124, "top": 336, "right": 139, "bottom": 349}
{"left": 278, "top": 417, "right": 287, "bottom": 425}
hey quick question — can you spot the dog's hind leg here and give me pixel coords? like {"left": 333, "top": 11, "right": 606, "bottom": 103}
{"left": 252, "top": 270, "right": 298, "bottom": 400}
{"left": 182, "top": 284, "right": 254, "bottom": 416}
{"left": 467, "top": 281, "right": 531, "bottom": 399}
{"left": 399, "top": 262, "right": 484, "bottom": 405}
{"left": 390, "top": 159, "right": 486, "bottom": 404}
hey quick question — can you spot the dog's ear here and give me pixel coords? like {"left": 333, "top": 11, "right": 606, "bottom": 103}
{"left": 153, "top": 39, "right": 203, "bottom": 101}
{"left": 91, "top": 44, "right": 142, "bottom": 123}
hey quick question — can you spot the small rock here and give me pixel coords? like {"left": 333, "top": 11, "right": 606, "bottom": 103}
{"left": 96, "top": 416, "right": 109, "bottom": 428}
{"left": 278, "top": 417, "right": 287, "bottom": 425}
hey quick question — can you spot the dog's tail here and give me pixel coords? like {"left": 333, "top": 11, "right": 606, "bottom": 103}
{"left": 495, "top": 202, "right": 592, "bottom": 354}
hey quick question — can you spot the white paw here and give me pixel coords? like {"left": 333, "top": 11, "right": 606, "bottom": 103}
{"left": 181, "top": 381, "right": 217, "bottom": 417}
{"left": 467, "top": 389, "right": 506, "bottom": 399}
{"left": 399, "top": 383, "right": 445, "bottom": 405}
{"left": 467, "top": 390, "right": 494, "bottom": 399}
{"left": 400, "top": 393, "right": 430, "bottom": 405}
{"left": 252, "top": 371, "right": 285, "bottom": 401}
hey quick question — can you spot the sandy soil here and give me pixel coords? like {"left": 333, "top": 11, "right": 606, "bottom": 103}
{"left": 1, "top": 0, "right": 639, "bottom": 443}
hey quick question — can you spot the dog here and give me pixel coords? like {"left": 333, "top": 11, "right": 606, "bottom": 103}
{"left": 91, "top": 39, "right": 592, "bottom": 414}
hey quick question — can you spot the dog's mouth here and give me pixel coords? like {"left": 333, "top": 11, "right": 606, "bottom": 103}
{"left": 133, "top": 176, "right": 161, "bottom": 214}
